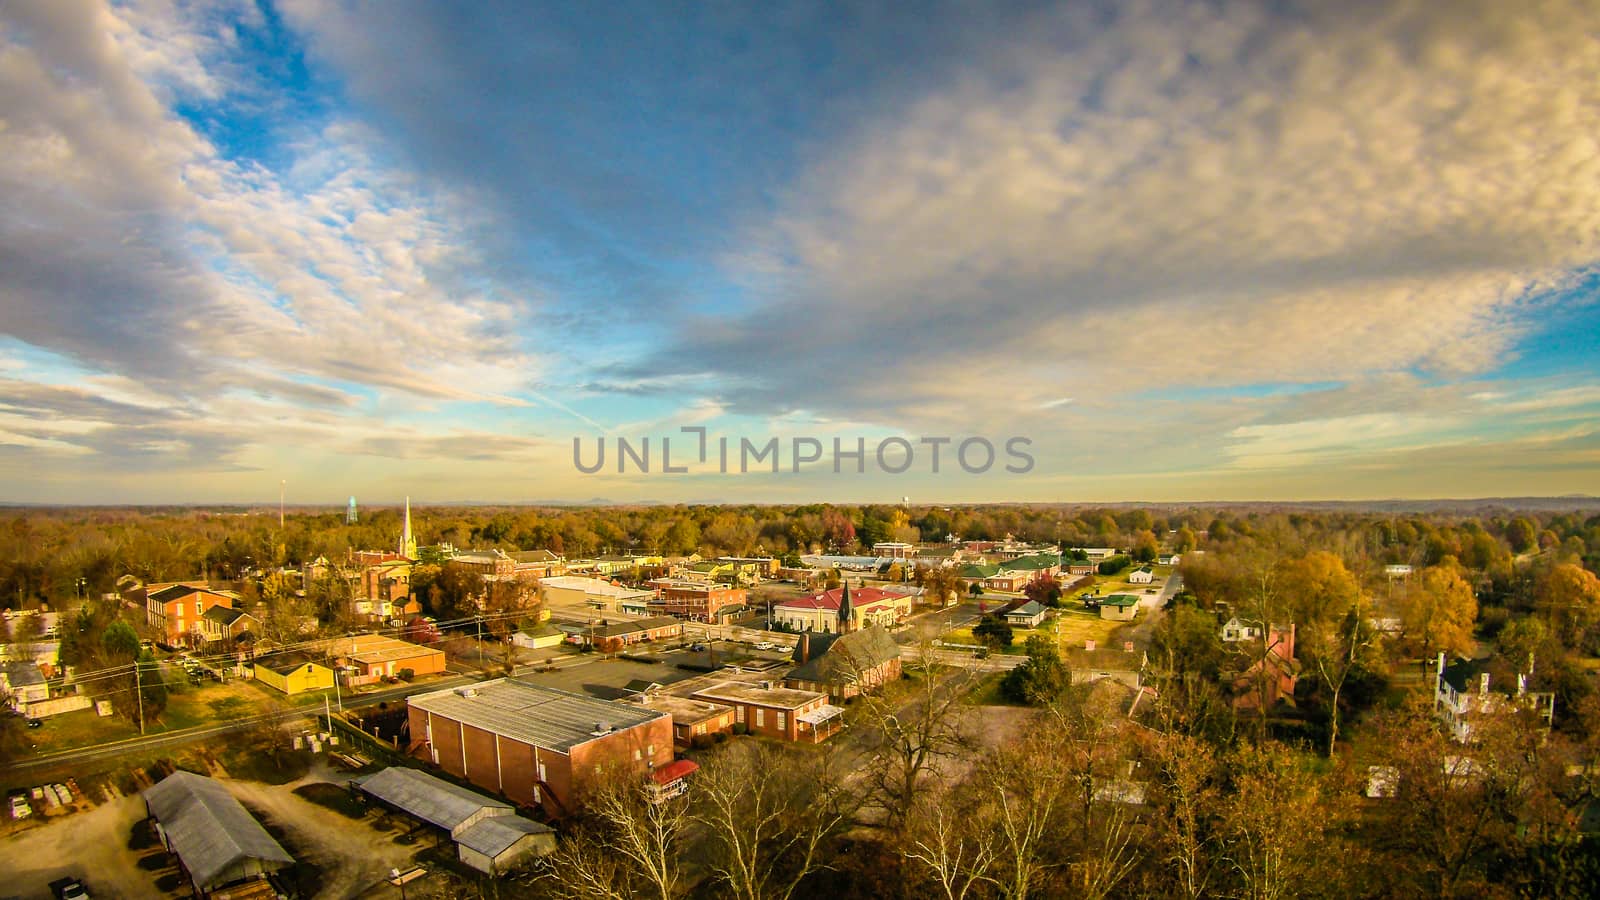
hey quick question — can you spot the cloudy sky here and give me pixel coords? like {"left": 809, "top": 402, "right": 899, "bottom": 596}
{"left": 2, "top": 0, "right": 1599, "bottom": 505}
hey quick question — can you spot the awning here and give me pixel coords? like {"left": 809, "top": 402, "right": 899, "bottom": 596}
{"left": 650, "top": 759, "right": 700, "bottom": 785}
{"left": 798, "top": 704, "right": 845, "bottom": 726}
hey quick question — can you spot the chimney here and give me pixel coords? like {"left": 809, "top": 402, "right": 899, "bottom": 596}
{"left": 1437, "top": 652, "right": 1446, "bottom": 676}
{"left": 1085, "top": 639, "right": 1096, "bottom": 651}
{"left": 1478, "top": 672, "right": 1491, "bottom": 696}
{"left": 800, "top": 632, "right": 810, "bottom": 664}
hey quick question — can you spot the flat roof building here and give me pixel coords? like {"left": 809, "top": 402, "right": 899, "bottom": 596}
{"left": 407, "top": 678, "right": 674, "bottom": 818}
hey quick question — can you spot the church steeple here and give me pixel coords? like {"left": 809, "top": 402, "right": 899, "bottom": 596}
{"left": 837, "top": 578, "right": 854, "bottom": 634}
{"left": 399, "top": 496, "right": 416, "bottom": 559}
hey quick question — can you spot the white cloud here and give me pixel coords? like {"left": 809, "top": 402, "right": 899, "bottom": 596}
{"left": 674, "top": 0, "right": 1600, "bottom": 421}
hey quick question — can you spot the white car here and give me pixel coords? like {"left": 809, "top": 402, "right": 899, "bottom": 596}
{"left": 754, "top": 641, "right": 775, "bottom": 651}
{"left": 9, "top": 795, "right": 30, "bottom": 819}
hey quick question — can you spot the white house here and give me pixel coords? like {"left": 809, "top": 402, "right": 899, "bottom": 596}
{"left": 1003, "top": 601, "right": 1049, "bottom": 628}
{"left": 1128, "top": 567, "right": 1154, "bottom": 585}
{"left": 1433, "top": 653, "right": 1554, "bottom": 743}
{"left": 1220, "top": 617, "right": 1262, "bottom": 642}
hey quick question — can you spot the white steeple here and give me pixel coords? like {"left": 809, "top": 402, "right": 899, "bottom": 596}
{"left": 399, "top": 496, "right": 416, "bottom": 559}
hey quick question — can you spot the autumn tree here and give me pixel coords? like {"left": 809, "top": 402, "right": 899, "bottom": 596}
{"left": 1535, "top": 563, "right": 1600, "bottom": 649}
{"left": 1399, "top": 561, "right": 1478, "bottom": 670}
{"left": 1217, "top": 741, "right": 1355, "bottom": 900}
{"left": 1023, "top": 573, "right": 1063, "bottom": 608}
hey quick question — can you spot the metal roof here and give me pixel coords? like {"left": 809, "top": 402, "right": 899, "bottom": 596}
{"left": 455, "top": 815, "right": 553, "bottom": 857}
{"left": 355, "top": 767, "right": 510, "bottom": 832}
{"left": 143, "top": 771, "right": 293, "bottom": 890}
{"left": 408, "top": 678, "right": 666, "bottom": 753}
{"left": 690, "top": 680, "right": 826, "bottom": 710}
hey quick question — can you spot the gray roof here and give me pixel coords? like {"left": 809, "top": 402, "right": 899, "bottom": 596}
{"left": 143, "top": 771, "right": 293, "bottom": 890}
{"left": 455, "top": 815, "right": 554, "bottom": 857}
{"left": 1006, "top": 601, "right": 1049, "bottom": 618}
{"left": 408, "top": 678, "right": 666, "bottom": 753}
{"left": 203, "top": 606, "right": 251, "bottom": 626}
{"left": 355, "top": 767, "right": 511, "bottom": 832}
{"left": 787, "top": 626, "right": 901, "bottom": 685}
{"left": 2, "top": 659, "right": 46, "bottom": 687}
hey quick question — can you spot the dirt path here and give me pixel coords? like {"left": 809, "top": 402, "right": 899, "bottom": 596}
{"left": 0, "top": 794, "right": 165, "bottom": 900}
{"left": 225, "top": 765, "right": 421, "bottom": 900}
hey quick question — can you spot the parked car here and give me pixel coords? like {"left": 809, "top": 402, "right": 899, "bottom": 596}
{"left": 9, "top": 795, "right": 30, "bottom": 819}
{"left": 25, "top": 718, "right": 41, "bottom": 729}
{"left": 688, "top": 643, "right": 707, "bottom": 652}
{"left": 754, "top": 641, "right": 775, "bottom": 651}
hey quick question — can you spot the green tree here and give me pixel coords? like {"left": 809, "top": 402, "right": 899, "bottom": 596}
{"left": 1506, "top": 517, "right": 1538, "bottom": 554}
{"left": 973, "top": 615, "right": 1014, "bottom": 649}
{"left": 1001, "top": 634, "right": 1072, "bottom": 705}
{"left": 101, "top": 619, "right": 140, "bottom": 663}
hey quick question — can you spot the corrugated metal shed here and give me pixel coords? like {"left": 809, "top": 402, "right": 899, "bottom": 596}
{"left": 455, "top": 815, "right": 553, "bottom": 857}
{"left": 408, "top": 678, "right": 665, "bottom": 752}
{"left": 355, "top": 767, "right": 510, "bottom": 833}
{"left": 143, "top": 771, "right": 293, "bottom": 891}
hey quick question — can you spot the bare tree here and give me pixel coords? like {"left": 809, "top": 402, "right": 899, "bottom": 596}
{"left": 1150, "top": 733, "right": 1222, "bottom": 900}
{"left": 692, "top": 742, "right": 855, "bottom": 900}
{"left": 540, "top": 774, "right": 690, "bottom": 900}
{"left": 905, "top": 787, "right": 1001, "bottom": 900}
{"left": 854, "top": 640, "right": 976, "bottom": 828}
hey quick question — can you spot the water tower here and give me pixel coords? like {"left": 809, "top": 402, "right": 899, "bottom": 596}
{"left": 347, "top": 495, "right": 358, "bottom": 525}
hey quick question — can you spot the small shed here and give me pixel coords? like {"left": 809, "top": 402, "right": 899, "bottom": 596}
{"left": 1099, "top": 595, "right": 1140, "bottom": 621}
{"left": 455, "top": 815, "right": 555, "bottom": 875}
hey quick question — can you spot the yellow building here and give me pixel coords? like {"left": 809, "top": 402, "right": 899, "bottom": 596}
{"left": 253, "top": 652, "right": 335, "bottom": 695}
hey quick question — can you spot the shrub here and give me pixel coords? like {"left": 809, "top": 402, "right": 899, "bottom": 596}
{"left": 732, "top": 722, "right": 749, "bottom": 736}
{"left": 397, "top": 668, "right": 415, "bottom": 682}
{"left": 1097, "top": 555, "right": 1132, "bottom": 576}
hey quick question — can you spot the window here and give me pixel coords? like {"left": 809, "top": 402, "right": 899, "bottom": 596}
{"left": 736, "top": 706, "right": 745, "bottom": 724}
{"left": 777, "top": 712, "right": 786, "bottom": 729}
{"left": 538, "top": 762, "right": 547, "bottom": 782}
{"left": 755, "top": 709, "right": 765, "bottom": 727}
{"left": 634, "top": 749, "right": 641, "bottom": 761}
{"left": 647, "top": 744, "right": 654, "bottom": 756}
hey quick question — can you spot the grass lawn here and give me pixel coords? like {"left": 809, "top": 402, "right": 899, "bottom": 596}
{"left": 23, "top": 707, "right": 139, "bottom": 755}
{"left": 944, "top": 606, "right": 1125, "bottom": 654}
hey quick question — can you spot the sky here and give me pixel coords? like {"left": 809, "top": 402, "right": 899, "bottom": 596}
{"left": 1, "top": 0, "right": 1599, "bottom": 506}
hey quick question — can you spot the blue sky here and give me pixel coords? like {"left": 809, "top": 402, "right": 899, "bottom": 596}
{"left": 1, "top": 0, "right": 1599, "bottom": 505}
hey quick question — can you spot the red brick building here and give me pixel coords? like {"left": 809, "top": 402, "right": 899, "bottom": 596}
{"left": 407, "top": 679, "right": 674, "bottom": 818}
{"left": 558, "top": 616, "right": 683, "bottom": 652}
{"left": 646, "top": 579, "right": 748, "bottom": 622}
{"left": 688, "top": 680, "right": 843, "bottom": 743}
{"left": 631, "top": 692, "right": 737, "bottom": 747}
{"left": 144, "top": 584, "right": 235, "bottom": 647}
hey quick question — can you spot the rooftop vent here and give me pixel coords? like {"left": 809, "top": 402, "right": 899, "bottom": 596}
{"left": 456, "top": 687, "right": 478, "bottom": 698}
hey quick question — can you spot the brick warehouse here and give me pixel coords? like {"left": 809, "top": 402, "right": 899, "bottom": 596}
{"left": 407, "top": 678, "right": 673, "bottom": 818}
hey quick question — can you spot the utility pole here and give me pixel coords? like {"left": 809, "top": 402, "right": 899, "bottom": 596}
{"left": 135, "top": 659, "right": 145, "bottom": 735}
